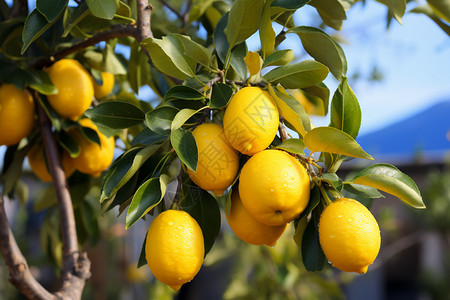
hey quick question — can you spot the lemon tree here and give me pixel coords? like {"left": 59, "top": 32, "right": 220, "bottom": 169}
{"left": 0, "top": 0, "right": 443, "bottom": 298}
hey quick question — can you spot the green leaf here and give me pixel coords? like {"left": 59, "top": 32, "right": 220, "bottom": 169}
{"left": 302, "top": 83, "right": 330, "bottom": 116}
{"left": 229, "top": 42, "right": 248, "bottom": 80}
{"left": 21, "top": 9, "right": 56, "bottom": 54}
{"left": 388, "top": 0, "right": 406, "bottom": 24}
{"left": 209, "top": 83, "right": 233, "bottom": 109}
{"left": 260, "top": 0, "right": 276, "bottom": 58}
{"left": 343, "top": 183, "right": 385, "bottom": 199}
{"left": 84, "top": 101, "right": 145, "bottom": 129}
{"left": 183, "top": 185, "right": 221, "bottom": 255}
{"left": 141, "top": 37, "right": 195, "bottom": 80}
{"left": 296, "top": 185, "right": 321, "bottom": 223}
{"left": 329, "top": 77, "right": 361, "bottom": 139}
{"left": 263, "top": 60, "right": 329, "bottom": 89}
{"left": 86, "top": 0, "right": 117, "bottom": 20}
{"left": 349, "top": 164, "right": 425, "bottom": 209}
{"left": 262, "top": 49, "right": 294, "bottom": 68}
{"left": 164, "top": 85, "right": 206, "bottom": 102}
{"left": 271, "top": 0, "right": 310, "bottom": 10}
{"left": 101, "top": 145, "right": 161, "bottom": 202}
{"left": 57, "top": 130, "right": 80, "bottom": 158}
{"left": 102, "top": 44, "right": 127, "bottom": 75}
{"left": 275, "top": 138, "right": 305, "bottom": 155}
{"left": 170, "top": 129, "right": 198, "bottom": 172}
{"left": 131, "top": 128, "right": 168, "bottom": 147}
{"left": 304, "top": 127, "right": 373, "bottom": 160}
{"left": 62, "top": 3, "right": 90, "bottom": 37}
{"left": 302, "top": 220, "right": 326, "bottom": 272}
{"left": 125, "top": 175, "right": 169, "bottom": 229}
{"left": 308, "top": 0, "right": 347, "bottom": 30}
{"left": 214, "top": 12, "right": 230, "bottom": 64}
{"left": 268, "top": 85, "right": 311, "bottom": 137}
{"left": 80, "top": 126, "right": 100, "bottom": 146}
{"left": 320, "top": 173, "right": 343, "bottom": 191}
{"left": 293, "top": 217, "right": 307, "bottom": 248}
{"left": 28, "top": 69, "right": 58, "bottom": 95}
{"left": 428, "top": 0, "right": 450, "bottom": 22}
{"left": 145, "top": 106, "right": 179, "bottom": 136}
{"left": 226, "top": 0, "right": 265, "bottom": 47}
{"left": 411, "top": 5, "right": 450, "bottom": 37}
{"left": 137, "top": 232, "right": 148, "bottom": 268}
{"left": 171, "top": 34, "right": 212, "bottom": 67}
{"left": 171, "top": 107, "right": 207, "bottom": 131}
{"left": 289, "top": 26, "right": 347, "bottom": 81}
{"left": 37, "top": 0, "right": 68, "bottom": 22}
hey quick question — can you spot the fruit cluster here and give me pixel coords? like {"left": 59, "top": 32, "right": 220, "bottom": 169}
{"left": 0, "top": 59, "right": 116, "bottom": 180}
{"left": 145, "top": 86, "right": 381, "bottom": 290}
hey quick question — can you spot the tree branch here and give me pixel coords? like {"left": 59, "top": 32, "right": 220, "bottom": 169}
{"left": 33, "top": 25, "right": 139, "bottom": 69}
{"left": 0, "top": 194, "right": 55, "bottom": 300}
{"left": 137, "top": 0, "right": 154, "bottom": 40}
{"left": 36, "top": 100, "right": 91, "bottom": 299}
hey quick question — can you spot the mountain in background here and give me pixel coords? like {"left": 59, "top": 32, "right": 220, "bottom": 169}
{"left": 356, "top": 100, "right": 450, "bottom": 164}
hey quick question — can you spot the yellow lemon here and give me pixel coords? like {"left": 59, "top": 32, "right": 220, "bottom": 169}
{"left": 226, "top": 189, "right": 287, "bottom": 246}
{"left": 27, "top": 143, "right": 75, "bottom": 182}
{"left": 92, "top": 72, "right": 114, "bottom": 99}
{"left": 318, "top": 198, "right": 381, "bottom": 274}
{"left": 145, "top": 210, "right": 204, "bottom": 290}
{"left": 70, "top": 118, "right": 115, "bottom": 177}
{"left": 0, "top": 84, "right": 35, "bottom": 146}
{"left": 239, "top": 149, "right": 310, "bottom": 226}
{"left": 46, "top": 59, "right": 93, "bottom": 120}
{"left": 223, "top": 87, "right": 279, "bottom": 155}
{"left": 187, "top": 123, "right": 239, "bottom": 196}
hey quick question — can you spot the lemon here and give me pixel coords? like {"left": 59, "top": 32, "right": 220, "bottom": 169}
{"left": 70, "top": 118, "right": 115, "bottom": 177}
{"left": 223, "top": 87, "right": 279, "bottom": 155}
{"left": 92, "top": 72, "right": 114, "bottom": 99}
{"left": 0, "top": 84, "right": 35, "bottom": 146}
{"left": 187, "top": 123, "right": 239, "bottom": 196}
{"left": 27, "top": 143, "right": 75, "bottom": 182}
{"left": 145, "top": 210, "right": 204, "bottom": 290}
{"left": 318, "top": 198, "right": 381, "bottom": 274}
{"left": 226, "top": 189, "right": 287, "bottom": 246}
{"left": 239, "top": 149, "right": 310, "bottom": 226}
{"left": 46, "top": 59, "right": 93, "bottom": 120}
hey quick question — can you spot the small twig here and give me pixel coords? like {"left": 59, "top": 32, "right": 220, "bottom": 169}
{"left": 33, "top": 25, "right": 139, "bottom": 69}
{"left": 171, "top": 168, "right": 184, "bottom": 208}
{"left": 278, "top": 119, "right": 289, "bottom": 142}
{"left": 9, "top": 0, "right": 28, "bottom": 18}
{"left": 182, "top": 0, "right": 193, "bottom": 28}
{"left": 158, "top": 0, "right": 183, "bottom": 21}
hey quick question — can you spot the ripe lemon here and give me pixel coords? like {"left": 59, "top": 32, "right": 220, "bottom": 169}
{"left": 145, "top": 210, "right": 204, "bottom": 290}
{"left": 92, "top": 72, "right": 114, "bottom": 99}
{"left": 0, "top": 84, "right": 35, "bottom": 146}
{"left": 318, "top": 198, "right": 381, "bottom": 274}
{"left": 226, "top": 189, "right": 287, "bottom": 246}
{"left": 70, "top": 118, "right": 115, "bottom": 177}
{"left": 27, "top": 143, "right": 75, "bottom": 182}
{"left": 46, "top": 59, "right": 93, "bottom": 120}
{"left": 223, "top": 86, "right": 279, "bottom": 155}
{"left": 239, "top": 149, "right": 310, "bottom": 226}
{"left": 187, "top": 123, "right": 239, "bottom": 196}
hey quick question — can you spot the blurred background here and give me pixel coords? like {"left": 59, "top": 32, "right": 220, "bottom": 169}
{"left": 1, "top": 0, "right": 449, "bottom": 299}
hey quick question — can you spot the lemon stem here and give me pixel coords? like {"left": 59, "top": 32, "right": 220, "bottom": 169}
{"left": 319, "top": 185, "right": 332, "bottom": 206}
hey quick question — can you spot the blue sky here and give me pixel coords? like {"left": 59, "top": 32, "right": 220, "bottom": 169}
{"left": 301, "top": 1, "right": 450, "bottom": 135}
